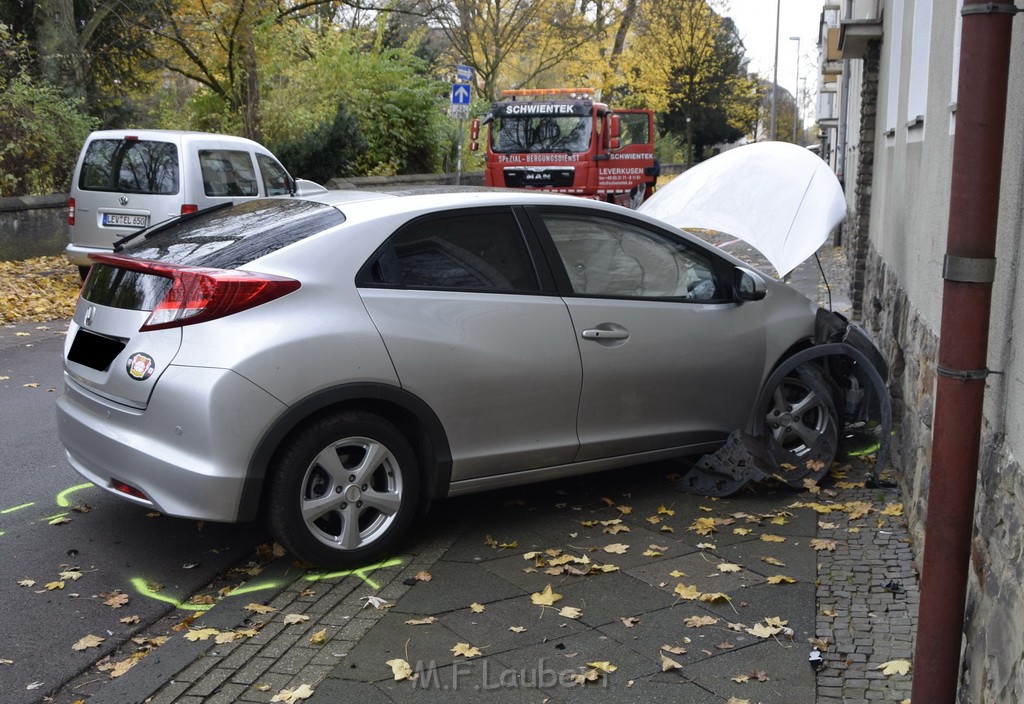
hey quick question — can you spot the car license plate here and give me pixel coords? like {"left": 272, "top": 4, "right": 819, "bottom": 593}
{"left": 103, "top": 213, "right": 148, "bottom": 228}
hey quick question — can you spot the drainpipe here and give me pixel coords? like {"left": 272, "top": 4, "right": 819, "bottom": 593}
{"left": 910, "top": 2, "right": 1016, "bottom": 703}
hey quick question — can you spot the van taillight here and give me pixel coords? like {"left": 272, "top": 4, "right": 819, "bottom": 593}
{"left": 181, "top": 204, "right": 198, "bottom": 215}
{"left": 88, "top": 253, "right": 301, "bottom": 331}
{"left": 68, "top": 198, "right": 76, "bottom": 226}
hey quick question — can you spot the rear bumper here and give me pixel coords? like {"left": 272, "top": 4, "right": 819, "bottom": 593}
{"left": 56, "top": 365, "right": 286, "bottom": 522}
{"left": 65, "top": 243, "right": 112, "bottom": 268}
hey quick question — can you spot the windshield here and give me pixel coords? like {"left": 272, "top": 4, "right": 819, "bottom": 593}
{"left": 491, "top": 114, "right": 593, "bottom": 154}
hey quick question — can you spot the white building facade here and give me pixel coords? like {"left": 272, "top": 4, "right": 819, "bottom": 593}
{"left": 821, "top": 0, "right": 1024, "bottom": 699}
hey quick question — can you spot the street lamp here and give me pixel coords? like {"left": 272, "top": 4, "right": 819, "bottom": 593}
{"left": 790, "top": 36, "right": 801, "bottom": 143}
{"left": 770, "top": 0, "right": 781, "bottom": 140}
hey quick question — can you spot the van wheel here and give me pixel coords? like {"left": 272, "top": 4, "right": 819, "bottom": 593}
{"left": 267, "top": 411, "right": 419, "bottom": 568}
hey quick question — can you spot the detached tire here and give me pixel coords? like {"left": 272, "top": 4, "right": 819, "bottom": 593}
{"left": 267, "top": 411, "right": 419, "bottom": 568}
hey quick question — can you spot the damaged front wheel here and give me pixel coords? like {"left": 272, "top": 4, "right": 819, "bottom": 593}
{"left": 763, "top": 365, "right": 839, "bottom": 481}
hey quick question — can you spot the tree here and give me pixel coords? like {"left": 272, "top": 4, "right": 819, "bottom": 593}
{"left": 0, "top": 26, "right": 97, "bottom": 196}
{"left": 621, "top": 0, "right": 753, "bottom": 160}
{"left": 429, "top": 0, "right": 606, "bottom": 100}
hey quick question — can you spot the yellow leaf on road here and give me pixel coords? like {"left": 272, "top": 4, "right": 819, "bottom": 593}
{"left": 760, "top": 534, "right": 786, "bottom": 543}
{"left": 386, "top": 658, "right": 414, "bottom": 681}
{"left": 673, "top": 584, "right": 700, "bottom": 600}
{"left": 684, "top": 615, "right": 718, "bottom": 628}
{"left": 603, "top": 543, "right": 629, "bottom": 554}
{"left": 72, "top": 634, "right": 104, "bottom": 651}
{"left": 766, "top": 575, "right": 796, "bottom": 584}
{"left": 877, "top": 659, "right": 912, "bottom": 676}
{"left": 183, "top": 628, "right": 220, "bottom": 642}
{"left": 271, "top": 683, "right": 315, "bottom": 703}
{"left": 717, "top": 563, "right": 742, "bottom": 573}
{"left": 451, "top": 642, "right": 482, "bottom": 658}
{"left": 245, "top": 603, "right": 277, "bottom": 614}
{"left": 309, "top": 629, "right": 328, "bottom": 645}
{"left": 283, "top": 614, "right": 310, "bottom": 625}
{"left": 469, "top": 602, "right": 486, "bottom": 613}
{"left": 558, "top": 606, "right": 583, "bottom": 619}
{"left": 660, "top": 654, "right": 682, "bottom": 671}
{"left": 811, "top": 539, "right": 838, "bottom": 551}
{"left": 587, "top": 661, "right": 617, "bottom": 673}
{"left": 405, "top": 616, "right": 438, "bottom": 625}
{"left": 530, "top": 584, "right": 562, "bottom": 606}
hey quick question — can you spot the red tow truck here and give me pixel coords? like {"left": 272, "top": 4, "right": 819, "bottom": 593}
{"left": 471, "top": 88, "right": 658, "bottom": 208}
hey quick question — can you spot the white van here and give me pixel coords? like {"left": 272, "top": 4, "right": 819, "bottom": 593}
{"left": 66, "top": 129, "right": 325, "bottom": 275}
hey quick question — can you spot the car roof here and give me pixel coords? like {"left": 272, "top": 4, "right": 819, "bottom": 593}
{"left": 305, "top": 187, "right": 640, "bottom": 222}
{"left": 84, "top": 129, "right": 268, "bottom": 150}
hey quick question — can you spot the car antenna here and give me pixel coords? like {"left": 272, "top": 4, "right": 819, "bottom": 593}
{"left": 814, "top": 252, "right": 833, "bottom": 311}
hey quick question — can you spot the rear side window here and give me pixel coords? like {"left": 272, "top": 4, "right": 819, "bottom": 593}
{"left": 199, "top": 150, "right": 259, "bottom": 197}
{"left": 123, "top": 199, "right": 345, "bottom": 269}
{"left": 79, "top": 139, "right": 179, "bottom": 194}
{"left": 359, "top": 210, "right": 539, "bottom": 292}
{"left": 257, "top": 154, "right": 291, "bottom": 196}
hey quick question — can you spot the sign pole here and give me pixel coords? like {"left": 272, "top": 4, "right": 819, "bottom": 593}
{"left": 455, "top": 117, "right": 464, "bottom": 186}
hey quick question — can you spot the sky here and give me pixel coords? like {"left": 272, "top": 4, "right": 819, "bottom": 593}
{"left": 722, "top": 0, "right": 826, "bottom": 119}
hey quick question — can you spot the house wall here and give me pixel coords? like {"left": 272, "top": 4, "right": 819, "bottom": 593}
{"left": 851, "top": 1, "right": 1024, "bottom": 700}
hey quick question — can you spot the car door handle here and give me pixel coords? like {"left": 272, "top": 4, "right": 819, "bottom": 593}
{"left": 581, "top": 328, "right": 629, "bottom": 341}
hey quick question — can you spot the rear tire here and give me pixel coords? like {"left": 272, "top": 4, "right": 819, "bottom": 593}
{"left": 267, "top": 411, "right": 420, "bottom": 568}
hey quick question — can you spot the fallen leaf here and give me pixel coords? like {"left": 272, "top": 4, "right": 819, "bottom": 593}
{"left": 732, "top": 673, "right": 751, "bottom": 683}
{"left": 104, "top": 592, "right": 129, "bottom": 608}
{"left": 877, "top": 659, "right": 912, "bottom": 676}
{"left": 469, "top": 602, "right": 486, "bottom": 613}
{"left": 119, "top": 615, "right": 140, "bottom": 624}
{"left": 684, "top": 615, "right": 718, "bottom": 628}
{"left": 603, "top": 523, "right": 630, "bottom": 535}
{"left": 270, "top": 683, "right": 315, "bottom": 703}
{"left": 414, "top": 570, "right": 432, "bottom": 581}
{"left": 642, "top": 549, "right": 662, "bottom": 557}
{"left": 509, "top": 626, "right": 527, "bottom": 633}
{"left": 699, "top": 591, "right": 731, "bottom": 604}
{"left": 745, "top": 623, "right": 782, "bottom": 639}
{"left": 818, "top": 521, "right": 837, "bottom": 530}
{"left": 660, "top": 654, "right": 683, "bottom": 671}
{"left": 717, "top": 563, "right": 742, "bottom": 573}
{"left": 530, "top": 584, "right": 562, "bottom": 607}
{"left": 661, "top": 644, "right": 687, "bottom": 654}
{"left": 689, "top": 517, "right": 717, "bottom": 535}
{"left": 733, "top": 527, "right": 753, "bottom": 535}
{"left": 215, "top": 632, "right": 242, "bottom": 644}
{"left": 405, "top": 617, "right": 438, "bottom": 626}
{"left": 183, "top": 628, "right": 220, "bottom": 642}
{"left": 766, "top": 575, "right": 797, "bottom": 584}
{"left": 669, "top": 570, "right": 687, "bottom": 578}
{"left": 726, "top": 697, "right": 751, "bottom": 704}
{"left": 72, "top": 634, "right": 104, "bottom": 651}
{"left": 360, "top": 596, "right": 392, "bottom": 610}
{"left": 17, "top": 579, "right": 35, "bottom": 587}
{"left": 673, "top": 584, "right": 700, "bottom": 600}
{"left": 59, "top": 570, "right": 83, "bottom": 581}
{"left": 45, "top": 580, "right": 65, "bottom": 590}
{"left": 451, "top": 642, "right": 482, "bottom": 658}
{"left": 881, "top": 503, "right": 904, "bottom": 516}
{"left": 283, "top": 614, "right": 310, "bottom": 625}
{"left": 657, "top": 505, "right": 675, "bottom": 516}
{"left": 386, "top": 658, "right": 414, "bottom": 681}
{"left": 761, "top": 556, "right": 786, "bottom": 566}
{"left": 620, "top": 617, "right": 640, "bottom": 628}
{"left": 760, "top": 534, "right": 786, "bottom": 543}
{"left": 245, "top": 603, "right": 277, "bottom": 614}
{"left": 603, "top": 543, "right": 629, "bottom": 554}
{"left": 810, "top": 538, "right": 838, "bottom": 551}
{"left": 558, "top": 606, "right": 583, "bottom": 619}
{"left": 587, "top": 661, "right": 617, "bottom": 673}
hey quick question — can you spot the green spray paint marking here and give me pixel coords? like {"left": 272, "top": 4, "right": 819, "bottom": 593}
{"left": 304, "top": 556, "right": 405, "bottom": 590}
{"left": 131, "top": 577, "right": 285, "bottom": 611}
{"left": 56, "top": 483, "right": 94, "bottom": 507}
{"left": 0, "top": 502, "right": 35, "bottom": 515}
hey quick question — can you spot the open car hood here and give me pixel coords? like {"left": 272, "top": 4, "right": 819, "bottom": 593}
{"left": 639, "top": 141, "right": 846, "bottom": 277}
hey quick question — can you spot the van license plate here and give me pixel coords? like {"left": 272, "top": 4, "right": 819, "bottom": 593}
{"left": 103, "top": 213, "right": 148, "bottom": 228}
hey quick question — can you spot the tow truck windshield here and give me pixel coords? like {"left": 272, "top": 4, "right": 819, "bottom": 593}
{"left": 491, "top": 114, "right": 593, "bottom": 154}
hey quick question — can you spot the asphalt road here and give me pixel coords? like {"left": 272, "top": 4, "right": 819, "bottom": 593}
{"left": 0, "top": 321, "right": 266, "bottom": 704}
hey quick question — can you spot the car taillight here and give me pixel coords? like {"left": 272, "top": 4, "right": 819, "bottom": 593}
{"left": 181, "top": 204, "right": 199, "bottom": 215}
{"left": 68, "top": 197, "right": 76, "bottom": 225}
{"left": 89, "top": 253, "right": 300, "bottom": 331}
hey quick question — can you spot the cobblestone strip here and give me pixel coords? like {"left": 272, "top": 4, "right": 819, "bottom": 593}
{"left": 147, "top": 526, "right": 460, "bottom": 703}
{"left": 815, "top": 485, "right": 919, "bottom": 703}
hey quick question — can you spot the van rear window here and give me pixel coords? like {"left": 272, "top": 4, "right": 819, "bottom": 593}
{"left": 79, "top": 139, "right": 179, "bottom": 195}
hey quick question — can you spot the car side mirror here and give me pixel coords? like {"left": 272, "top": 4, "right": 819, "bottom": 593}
{"left": 734, "top": 267, "right": 767, "bottom": 302}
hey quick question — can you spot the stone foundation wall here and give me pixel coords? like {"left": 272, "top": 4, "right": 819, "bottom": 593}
{"left": 862, "top": 241, "right": 1024, "bottom": 704}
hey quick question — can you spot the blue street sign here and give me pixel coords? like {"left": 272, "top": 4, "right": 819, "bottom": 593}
{"left": 456, "top": 64, "right": 475, "bottom": 82}
{"left": 451, "top": 83, "right": 472, "bottom": 105}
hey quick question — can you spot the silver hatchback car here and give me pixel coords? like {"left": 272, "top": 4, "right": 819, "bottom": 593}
{"left": 56, "top": 146, "right": 885, "bottom": 568}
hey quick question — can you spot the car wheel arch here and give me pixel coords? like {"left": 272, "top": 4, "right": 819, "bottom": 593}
{"left": 239, "top": 383, "right": 452, "bottom": 522}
